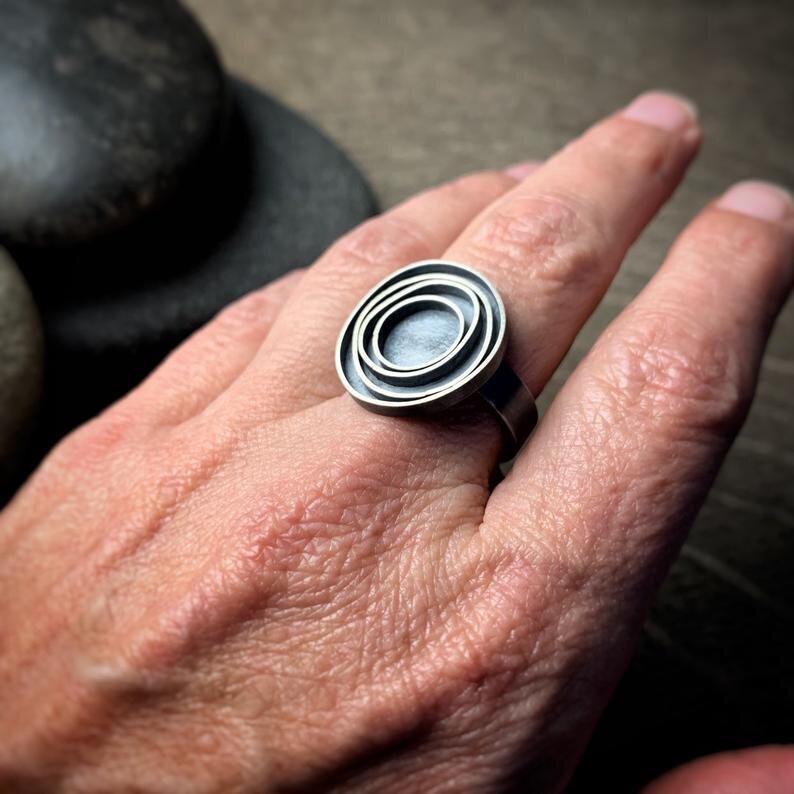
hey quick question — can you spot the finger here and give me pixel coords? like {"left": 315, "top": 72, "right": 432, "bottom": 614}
{"left": 485, "top": 181, "right": 793, "bottom": 693}
{"left": 446, "top": 91, "right": 700, "bottom": 397}
{"left": 118, "top": 269, "right": 303, "bottom": 425}
{"left": 643, "top": 746, "right": 794, "bottom": 794}
{"left": 235, "top": 168, "right": 523, "bottom": 414}
{"left": 503, "top": 160, "right": 544, "bottom": 181}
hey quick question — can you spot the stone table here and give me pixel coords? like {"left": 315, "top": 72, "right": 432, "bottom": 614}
{"left": 184, "top": 1, "right": 794, "bottom": 790}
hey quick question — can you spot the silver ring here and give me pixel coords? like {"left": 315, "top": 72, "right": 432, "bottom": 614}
{"left": 335, "top": 260, "right": 538, "bottom": 460}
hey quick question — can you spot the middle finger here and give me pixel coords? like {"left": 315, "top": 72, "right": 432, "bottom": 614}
{"left": 444, "top": 90, "right": 701, "bottom": 398}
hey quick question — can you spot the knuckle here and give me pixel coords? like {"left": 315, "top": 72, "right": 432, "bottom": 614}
{"left": 599, "top": 312, "right": 751, "bottom": 437}
{"left": 216, "top": 289, "right": 273, "bottom": 333}
{"left": 48, "top": 409, "right": 139, "bottom": 472}
{"left": 215, "top": 281, "right": 290, "bottom": 337}
{"left": 680, "top": 209, "right": 787, "bottom": 273}
{"left": 468, "top": 193, "right": 606, "bottom": 293}
{"left": 585, "top": 116, "right": 680, "bottom": 178}
{"left": 324, "top": 213, "right": 435, "bottom": 277}
{"left": 441, "top": 169, "right": 516, "bottom": 204}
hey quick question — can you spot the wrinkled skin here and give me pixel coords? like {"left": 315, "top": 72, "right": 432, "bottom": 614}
{"left": 1, "top": 93, "right": 792, "bottom": 793}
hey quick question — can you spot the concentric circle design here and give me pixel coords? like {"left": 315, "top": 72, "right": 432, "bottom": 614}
{"left": 336, "top": 260, "right": 508, "bottom": 415}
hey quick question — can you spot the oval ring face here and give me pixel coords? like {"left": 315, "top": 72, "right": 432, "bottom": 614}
{"left": 336, "top": 260, "right": 508, "bottom": 415}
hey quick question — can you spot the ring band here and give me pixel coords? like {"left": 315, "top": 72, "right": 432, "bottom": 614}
{"left": 335, "top": 259, "right": 538, "bottom": 459}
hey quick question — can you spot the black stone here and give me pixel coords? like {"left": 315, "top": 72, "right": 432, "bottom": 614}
{"left": 0, "top": 0, "right": 227, "bottom": 247}
{"left": 15, "top": 78, "right": 378, "bottom": 452}
{"left": 0, "top": 249, "right": 43, "bottom": 492}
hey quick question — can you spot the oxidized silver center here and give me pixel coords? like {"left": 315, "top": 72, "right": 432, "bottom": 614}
{"left": 336, "top": 260, "right": 508, "bottom": 415}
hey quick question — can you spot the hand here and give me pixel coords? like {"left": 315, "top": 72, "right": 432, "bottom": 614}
{"left": 1, "top": 92, "right": 792, "bottom": 793}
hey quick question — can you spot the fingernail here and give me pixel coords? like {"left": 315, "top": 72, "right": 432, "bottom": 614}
{"left": 503, "top": 160, "right": 542, "bottom": 181}
{"left": 717, "top": 180, "right": 794, "bottom": 223}
{"left": 622, "top": 91, "right": 698, "bottom": 132}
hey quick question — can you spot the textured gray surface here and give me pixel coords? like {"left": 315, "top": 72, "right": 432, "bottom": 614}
{"left": 0, "top": 249, "right": 43, "bottom": 485}
{"left": 0, "top": 0, "right": 227, "bottom": 246}
{"left": 185, "top": 1, "right": 794, "bottom": 790}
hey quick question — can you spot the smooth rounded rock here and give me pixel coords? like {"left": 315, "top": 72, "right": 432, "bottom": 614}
{"left": 0, "top": 249, "right": 43, "bottom": 490}
{"left": 0, "top": 0, "right": 227, "bottom": 247}
{"left": 16, "top": 78, "right": 377, "bottom": 446}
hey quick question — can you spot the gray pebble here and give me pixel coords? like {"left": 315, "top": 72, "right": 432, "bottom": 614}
{"left": 0, "top": 0, "right": 227, "bottom": 247}
{"left": 0, "top": 249, "right": 43, "bottom": 487}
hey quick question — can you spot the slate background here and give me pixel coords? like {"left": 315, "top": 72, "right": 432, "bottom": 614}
{"left": 183, "top": 1, "right": 794, "bottom": 790}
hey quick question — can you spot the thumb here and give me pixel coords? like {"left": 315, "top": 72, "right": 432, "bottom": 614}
{"left": 643, "top": 745, "right": 794, "bottom": 794}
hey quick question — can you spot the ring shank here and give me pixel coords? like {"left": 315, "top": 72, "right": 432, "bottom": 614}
{"left": 478, "top": 362, "right": 538, "bottom": 460}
